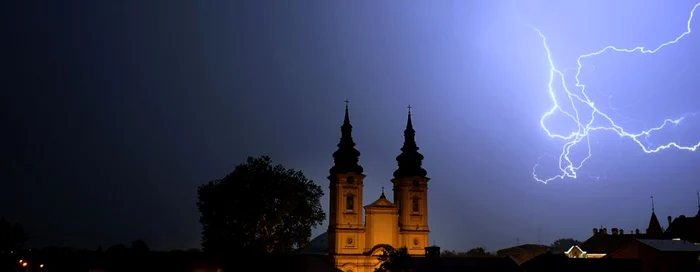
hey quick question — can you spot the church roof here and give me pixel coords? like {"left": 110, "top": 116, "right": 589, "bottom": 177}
{"left": 365, "top": 191, "right": 396, "bottom": 208}
{"left": 298, "top": 232, "right": 328, "bottom": 254}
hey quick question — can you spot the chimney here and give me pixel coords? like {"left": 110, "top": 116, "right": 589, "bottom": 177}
{"left": 611, "top": 228, "right": 618, "bottom": 235}
{"left": 425, "top": 245, "right": 441, "bottom": 258}
{"left": 667, "top": 216, "right": 672, "bottom": 226}
{"left": 593, "top": 228, "right": 598, "bottom": 235}
{"left": 620, "top": 229, "right": 625, "bottom": 235}
{"left": 635, "top": 228, "right": 640, "bottom": 235}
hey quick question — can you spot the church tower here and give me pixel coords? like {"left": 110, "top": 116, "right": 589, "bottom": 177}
{"left": 391, "top": 106, "right": 430, "bottom": 255}
{"left": 327, "top": 101, "right": 366, "bottom": 255}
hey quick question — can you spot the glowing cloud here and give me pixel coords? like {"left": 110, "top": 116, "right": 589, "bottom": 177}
{"left": 532, "top": 2, "right": 700, "bottom": 184}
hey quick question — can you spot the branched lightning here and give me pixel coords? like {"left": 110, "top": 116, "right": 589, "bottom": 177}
{"left": 532, "top": 3, "right": 700, "bottom": 184}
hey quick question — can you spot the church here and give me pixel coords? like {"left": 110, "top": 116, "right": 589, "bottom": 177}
{"left": 303, "top": 102, "right": 432, "bottom": 272}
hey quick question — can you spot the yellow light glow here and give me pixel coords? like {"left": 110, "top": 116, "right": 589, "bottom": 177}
{"left": 22, "top": 262, "right": 27, "bottom": 267}
{"left": 19, "top": 259, "right": 23, "bottom": 263}
{"left": 40, "top": 264, "right": 44, "bottom": 268}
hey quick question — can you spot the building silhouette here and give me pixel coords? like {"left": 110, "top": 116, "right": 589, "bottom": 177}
{"left": 578, "top": 209, "right": 665, "bottom": 258}
{"left": 302, "top": 103, "right": 431, "bottom": 272}
{"left": 663, "top": 196, "right": 700, "bottom": 243}
{"left": 572, "top": 198, "right": 700, "bottom": 261}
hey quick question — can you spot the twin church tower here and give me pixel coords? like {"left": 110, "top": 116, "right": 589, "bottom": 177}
{"left": 325, "top": 102, "right": 431, "bottom": 272}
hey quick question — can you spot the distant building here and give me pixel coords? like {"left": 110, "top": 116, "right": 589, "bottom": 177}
{"left": 412, "top": 245, "right": 525, "bottom": 272}
{"left": 607, "top": 239, "right": 700, "bottom": 272}
{"left": 301, "top": 104, "right": 431, "bottom": 272}
{"left": 564, "top": 245, "right": 587, "bottom": 258}
{"left": 521, "top": 252, "right": 642, "bottom": 272}
{"left": 496, "top": 244, "right": 553, "bottom": 264}
{"left": 579, "top": 209, "right": 665, "bottom": 258}
{"left": 664, "top": 209, "right": 700, "bottom": 243}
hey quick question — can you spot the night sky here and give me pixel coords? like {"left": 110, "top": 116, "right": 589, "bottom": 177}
{"left": 4, "top": 0, "right": 700, "bottom": 252}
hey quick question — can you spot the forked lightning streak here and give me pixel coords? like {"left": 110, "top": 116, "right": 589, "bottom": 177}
{"left": 532, "top": 3, "right": 700, "bottom": 184}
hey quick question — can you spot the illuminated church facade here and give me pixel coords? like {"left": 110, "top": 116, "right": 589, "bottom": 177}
{"left": 304, "top": 103, "right": 431, "bottom": 272}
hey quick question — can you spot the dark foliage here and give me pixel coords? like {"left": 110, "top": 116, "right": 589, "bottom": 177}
{"left": 197, "top": 156, "right": 325, "bottom": 254}
{"left": 0, "top": 218, "right": 29, "bottom": 252}
{"left": 131, "top": 239, "right": 149, "bottom": 254}
{"left": 375, "top": 246, "right": 413, "bottom": 272}
{"left": 551, "top": 238, "right": 581, "bottom": 252}
{"left": 440, "top": 250, "right": 462, "bottom": 257}
{"left": 442, "top": 247, "right": 492, "bottom": 257}
{"left": 105, "top": 244, "right": 127, "bottom": 256}
{"left": 466, "top": 247, "right": 492, "bottom": 257}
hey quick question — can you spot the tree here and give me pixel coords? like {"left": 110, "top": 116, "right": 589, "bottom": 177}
{"left": 441, "top": 249, "right": 479, "bottom": 257}
{"left": 197, "top": 156, "right": 325, "bottom": 254}
{"left": 466, "top": 247, "right": 492, "bottom": 257}
{"left": 105, "top": 244, "right": 127, "bottom": 256}
{"left": 551, "top": 238, "right": 581, "bottom": 252}
{"left": 441, "top": 249, "right": 458, "bottom": 257}
{"left": 375, "top": 246, "right": 413, "bottom": 272}
{"left": 0, "top": 217, "right": 29, "bottom": 252}
{"left": 131, "top": 239, "right": 149, "bottom": 253}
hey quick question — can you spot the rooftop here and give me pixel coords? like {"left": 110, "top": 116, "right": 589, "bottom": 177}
{"left": 637, "top": 239, "right": 700, "bottom": 252}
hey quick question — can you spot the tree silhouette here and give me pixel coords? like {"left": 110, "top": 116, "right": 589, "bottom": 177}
{"left": 197, "top": 156, "right": 325, "bottom": 254}
{"left": 441, "top": 249, "right": 472, "bottom": 257}
{"left": 551, "top": 238, "right": 581, "bottom": 252}
{"left": 375, "top": 246, "right": 413, "bottom": 272}
{"left": 105, "top": 244, "right": 127, "bottom": 256}
{"left": 0, "top": 217, "right": 29, "bottom": 252}
{"left": 466, "top": 247, "right": 492, "bottom": 257}
{"left": 131, "top": 239, "right": 149, "bottom": 254}
{"left": 441, "top": 249, "right": 458, "bottom": 257}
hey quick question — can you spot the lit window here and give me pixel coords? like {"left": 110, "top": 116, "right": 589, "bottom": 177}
{"left": 412, "top": 198, "right": 419, "bottom": 212}
{"left": 346, "top": 195, "right": 354, "bottom": 211}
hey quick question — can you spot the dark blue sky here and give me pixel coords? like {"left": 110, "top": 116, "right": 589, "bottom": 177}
{"left": 3, "top": 0, "right": 700, "bottom": 252}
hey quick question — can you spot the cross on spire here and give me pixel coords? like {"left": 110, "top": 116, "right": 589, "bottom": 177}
{"left": 651, "top": 196, "right": 655, "bottom": 212}
{"left": 345, "top": 99, "right": 350, "bottom": 109}
{"left": 407, "top": 104, "right": 412, "bottom": 114}
{"left": 381, "top": 186, "right": 385, "bottom": 193}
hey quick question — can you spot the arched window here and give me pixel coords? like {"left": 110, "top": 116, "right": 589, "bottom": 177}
{"left": 346, "top": 195, "right": 354, "bottom": 211}
{"left": 412, "top": 198, "right": 419, "bottom": 212}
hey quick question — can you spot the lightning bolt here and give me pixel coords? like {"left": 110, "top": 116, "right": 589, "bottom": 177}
{"left": 532, "top": 2, "right": 700, "bottom": 184}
